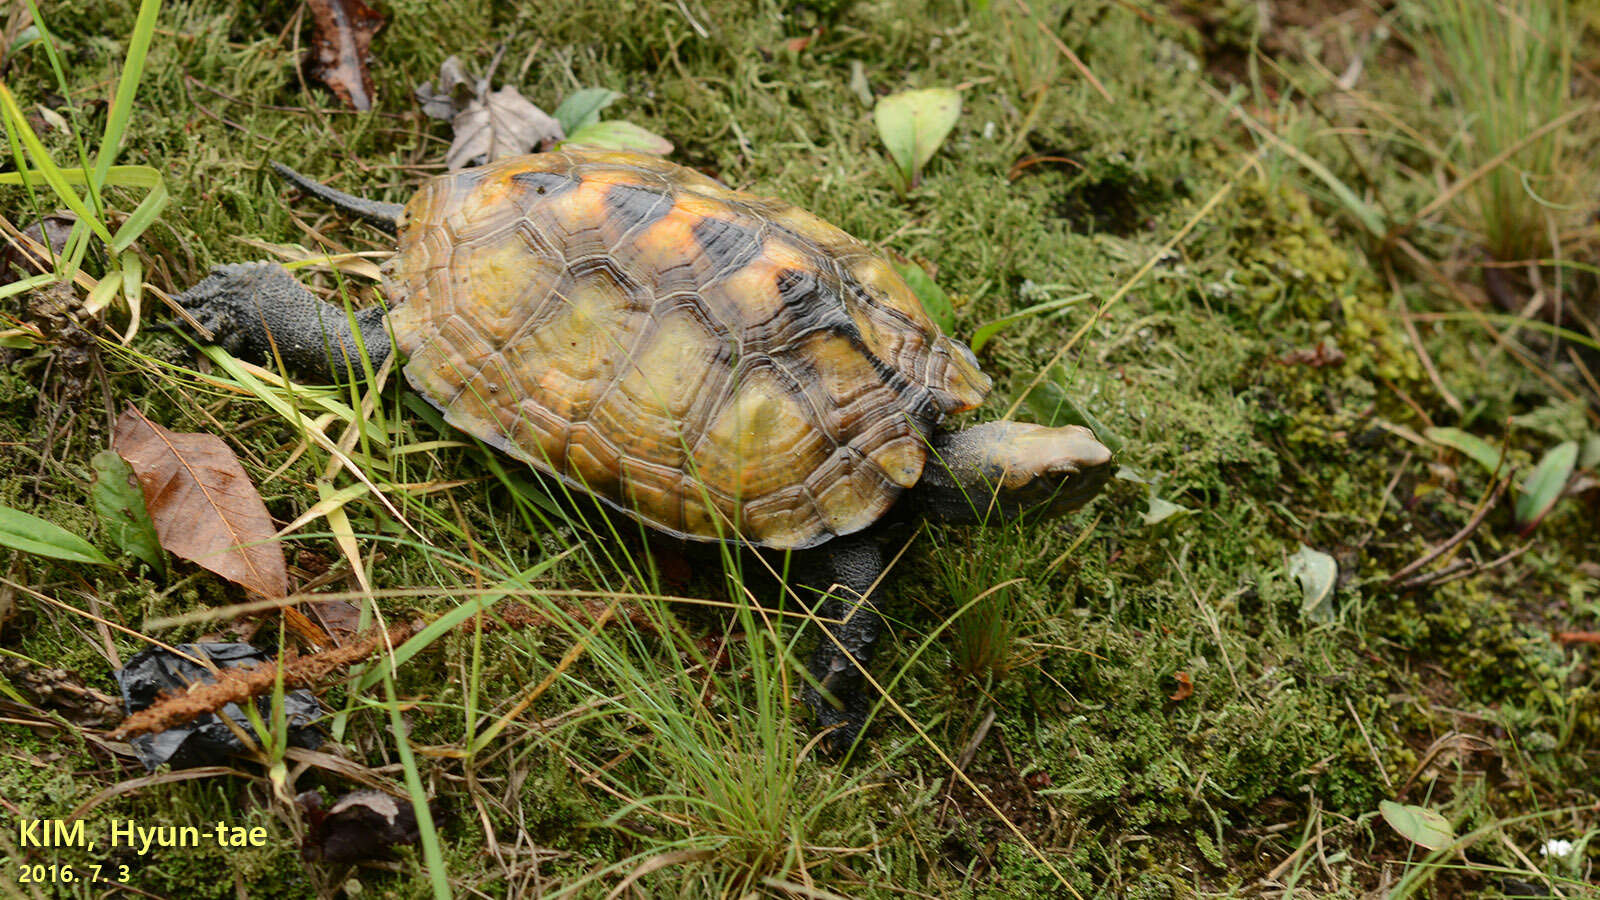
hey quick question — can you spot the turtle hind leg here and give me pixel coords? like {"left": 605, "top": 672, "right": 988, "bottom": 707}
{"left": 798, "top": 532, "right": 887, "bottom": 755}
{"left": 175, "top": 261, "right": 391, "bottom": 382}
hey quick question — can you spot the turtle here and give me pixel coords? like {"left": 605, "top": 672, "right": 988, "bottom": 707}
{"left": 175, "top": 148, "right": 1113, "bottom": 751}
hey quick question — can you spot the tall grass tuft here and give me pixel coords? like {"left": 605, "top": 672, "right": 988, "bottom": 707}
{"left": 1415, "top": 0, "right": 1586, "bottom": 261}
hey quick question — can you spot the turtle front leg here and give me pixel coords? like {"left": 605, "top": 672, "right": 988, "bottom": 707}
{"left": 175, "top": 262, "right": 390, "bottom": 382}
{"left": 799, "top": 533, "right": 886, "bottom": 754}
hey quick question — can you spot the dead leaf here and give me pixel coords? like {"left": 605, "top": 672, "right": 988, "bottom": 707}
{"left": 1, "top": 212, "right": 74, "bottom": 285}
{"left": 112, "top": 406, "right": 287, "bottom": 598}
{"left": 307, "top": 598, "right": 363, "bottom": 644}
{"left": 447, "top": 86, "right": 563, "bottom": 169}
{"left": 415, "top": 53, "right": 564, "bottom": 170}
{"left": 1169, "top": 671, "right": 1194, "bottom": 702}
{"left": 298, "top": 789, "right": 420, "bottom": 863}
{"left": 1279, "top": 339, "right": 1345, "bottom": 368}
{"left": 304, "top": 0, "right": 386, "bottom": 111}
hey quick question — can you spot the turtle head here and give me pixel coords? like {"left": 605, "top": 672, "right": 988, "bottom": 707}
{"left": 916, "top": 421, "right": 1113, "bottom": 524}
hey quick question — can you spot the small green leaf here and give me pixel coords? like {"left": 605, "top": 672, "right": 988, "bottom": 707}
{"left": 1579, "top": 433, "right": 1600, "bottom": 470}
{"left": 0, "top": 502, "right": 113, "bottom": 566}
{"left": 563, "top": 120, "right": 673, "bottom": 156}
{"left": 874, "top": 88, "right": 961, "bottom": 190}
{"left": 1379, "top": 800, "right": 1455, "bottom": 850}
{"left": 1514, "top": 440, "right": 1578, "bottom": 531}
{"left": 1021, "top": 369, "right": 1126, "bottom": 455}
{"left": 892, "top": 261, "right": 955, "bottom": 332}
{"left": 553, "top": 88, "right": 621, "bottom": 134}
{"left": 1423, "top": 426, "right": 1505, "bottom": 476}
{"left": 1142, "top": 496, "right": 1191, "bottom": 526}
{"left": 1288, "top": 544, "right": 1338, "bottom": 623}
{"left": 970, "top": 292, "right": 1090, "bottom": 353}
{"left": 91, "top": 449, "right": 165, "bottom": 575}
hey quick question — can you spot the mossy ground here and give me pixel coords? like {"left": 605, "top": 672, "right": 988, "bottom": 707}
{"left": 2, "top": 1, "right": 1597, "bottom": 897}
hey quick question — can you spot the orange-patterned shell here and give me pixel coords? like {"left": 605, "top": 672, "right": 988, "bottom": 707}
{"left": 384, "top": 148, "right": 991, "bottom": 549}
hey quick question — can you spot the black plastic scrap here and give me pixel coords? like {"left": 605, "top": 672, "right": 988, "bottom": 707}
{"left": 113, "top": 643, "right": 324, "bottom": 771}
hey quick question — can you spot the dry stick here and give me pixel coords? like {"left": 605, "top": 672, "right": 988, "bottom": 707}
{"left": 1380, "top": 102, "right": 1600, "bottom": 254}
{"left": 1555, "top": 632, "right": 1600, "bottom": 645}
{"left": 1013, "top": 0, "right": 1112, "bottom": 102}
{"left": 1004, "top": 151, "right": 1265, "bottom": 421}
{"left": 1397, "top": 543, "right": 1531, "bottom": 591}
{"left": 1399, "top": 243, "right": 1598, "bottom": 425}
{"left": 1385, "top": 478, "right": 1507, "bottom": 585}
{"left": 1386, "top": 260, "right": 1462, "bottom": 415}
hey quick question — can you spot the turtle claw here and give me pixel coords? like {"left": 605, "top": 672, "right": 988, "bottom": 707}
{"left": 804, "top": 681, "right": 872, "bottom": 756}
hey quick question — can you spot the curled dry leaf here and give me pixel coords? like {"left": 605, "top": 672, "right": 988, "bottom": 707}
{"left": 416, "top": 54, "right": 563, "bottom": 170}
{"left": 305, "top": 0, "right": 386, "bottom": 111}
{"left": 298, "top": 789, "right": 420, "bottom": 863}
{"left": 112, "top": 405, "right": 287, "bottom": 598}
{"left": 1169, "top": 671, "right": 1194, "bottom": 702}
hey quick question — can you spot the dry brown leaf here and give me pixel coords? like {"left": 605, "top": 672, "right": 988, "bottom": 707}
{"left": 1, "top": 212, "right": 74, "bottom": 285}
{"left": 305, "top": 0, "right": 386, "bottom": 111}
{"left": 416, "top": 53, "right": 564, "bottom": 170}
{"left": 1169, "top": 671, "right": 1194, "bottom": 702}
{"left": 113, "top": 405, "right": 287, "bottom": 598}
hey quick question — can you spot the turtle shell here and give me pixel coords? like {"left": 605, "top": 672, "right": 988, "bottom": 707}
{"left": 383, "top": 148, "right": 991, "bottom": 549}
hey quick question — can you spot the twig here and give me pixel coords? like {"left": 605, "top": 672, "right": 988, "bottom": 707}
{"left": 1013, "top": 0, "right": 1112, "bottom": 102}
{"left": 1386, "top": 478, "right": 1506, "bottom": 585}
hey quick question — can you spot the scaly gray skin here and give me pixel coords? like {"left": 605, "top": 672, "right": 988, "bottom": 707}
{"left": 175, "top": 168, "right": 1114, "bottom": 755}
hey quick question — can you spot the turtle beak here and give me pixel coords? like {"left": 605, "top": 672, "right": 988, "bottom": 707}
{"left": 1045, "top": 426, "right": 1114, "bottom": 514}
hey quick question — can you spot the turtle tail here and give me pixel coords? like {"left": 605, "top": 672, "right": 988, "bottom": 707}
{"left": 270, "top": 162, "right": 404, "bottom": 235}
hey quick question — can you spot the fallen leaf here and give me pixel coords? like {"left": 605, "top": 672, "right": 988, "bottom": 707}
{"left": 304, "top": 0, "right": 386, "bottom": 111}
{"left": 448, "top": 86, "right": 564, "bottom": 169}
{"left": 91, "top": 449, "right": 166, "bottom": 576}
{"left": 416, "top": 54, "right": 564, "bottom": 169}
{"left": 308, "top": 597, "right": 364, "bottom": 644}
{"left": 1288, "top": 544, "right": 1338, "bottom": 622}
{"left": 415, "top": 55, "right": 474, "bottom": 120}
{"left": 298, "top": 789, "right": 420, "bottom": 863}
{"left": 113, "top": 405, "right": 287, "bottom": 598}
{"left": 1169, "top": 671, "right": 1194, "bottom": 702}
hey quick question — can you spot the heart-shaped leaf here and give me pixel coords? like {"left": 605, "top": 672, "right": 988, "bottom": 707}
{"left": 874, "top": 88, "right": 961, "bottom": 191}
